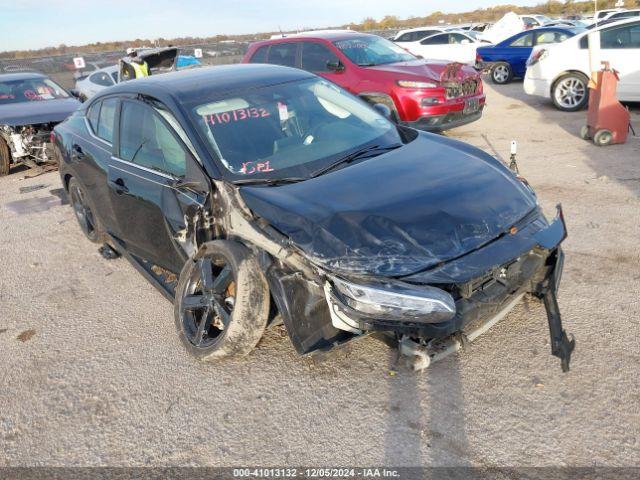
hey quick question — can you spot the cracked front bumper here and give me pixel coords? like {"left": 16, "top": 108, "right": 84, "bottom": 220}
{"left": 326, "top": 206, "right": 568, "bottom": 338}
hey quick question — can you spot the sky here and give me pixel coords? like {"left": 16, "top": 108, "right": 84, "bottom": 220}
{"left": 0, "top": 0, "right": 540, "bottom": 51}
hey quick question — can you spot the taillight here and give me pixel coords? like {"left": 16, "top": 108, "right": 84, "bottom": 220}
{"left": 527, "top": 49, "right": 548, "bottom": 67}
{"left": 50, "top": 131, "right": 55, "bottom": 143}
{"left": 476, "top": 52, "right": 483, "bottom": 63}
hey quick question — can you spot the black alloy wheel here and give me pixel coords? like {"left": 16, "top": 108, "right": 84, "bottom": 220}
{"left": 181, "top": 256, "right": 236, "bottom": 349}
{"left": 68, "top": 178, "right": 100, "bottom": 242}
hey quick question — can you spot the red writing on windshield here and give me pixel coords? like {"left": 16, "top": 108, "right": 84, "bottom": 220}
{"left": 241, "top": 161, "right": 275, "bottom": 175}
{"left": 206, "top": 107, "right": 270, "bottom": 125}
{"left": 24, "top": 90, "right": 42, "bottom": 101}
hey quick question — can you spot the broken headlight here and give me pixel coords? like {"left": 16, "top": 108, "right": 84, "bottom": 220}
{"left": 330, "top": 277, "right": 456, "bottom": 324}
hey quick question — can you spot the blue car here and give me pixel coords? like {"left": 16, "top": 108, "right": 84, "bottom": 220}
{"left": 477, "top": 27, "right": 583, "bottom": 84}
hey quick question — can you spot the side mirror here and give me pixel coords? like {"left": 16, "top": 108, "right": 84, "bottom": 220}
{"left": 461, "top": 39, "right": 471, "bottom": 45}
{"left": 373, "top": 103, "right": 394, "bottom": 122}
{"left": 68, "top": 89, "right": 83, "bottom": 101}
{"left": 326, "top": 60, "right": 345, "bottom": 72}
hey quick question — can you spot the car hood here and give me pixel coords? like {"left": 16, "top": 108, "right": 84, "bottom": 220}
{"left": 0, "top": 98, "right": 81, "bottom": 126}
{"left": 367, "top": 59, "right": 480, "bottom": 82}
{"left": 240, "top": 133, "right": 538, "bottom": 278}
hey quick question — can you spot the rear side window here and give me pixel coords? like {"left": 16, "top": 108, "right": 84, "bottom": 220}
{"left": 301, "top": 42, "right": 339, "bottom": 72}
{"left": 397, "top": 30, "right": 437, "bottom": 42}
{"left": 119, "top": 101, "right": 187, "bottom": 177}
{"left": 579, "top": 35, "right": 589, "bottom": 49}
{"left": 97, "top": 98, "right": 117, "bottom": 143}
{"left": 536, "top": 31, "right": 570, "bottom": 45}
{"left": 601, "top": 23, "right": 640, "bottom": 48}
{"left": 610, "top": 11, "right": 640, "bottom": 19}
{"left": 87, "top": 102, "right": 101, "bottom": 133}
{"left": 89, "top": 72, "right": 113, "bottom": 87}
{"left": 249, "top": 45, "right": 269, "bottom": 63}
{"left": 449, "top": 33, "right": 469, "bottom": 44}
{"left": 267, "top": 42, "right": 298, "bottom": 67}
{"left": 511, "top": 33, "right": 534, "bottom": 47}
{"left": 421, "top": 33, "right": 448, "bottom": 45}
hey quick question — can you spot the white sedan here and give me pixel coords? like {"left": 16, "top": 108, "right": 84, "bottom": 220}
{"left": 397, "top": 31, "right": 485, "bottom": 65}
{"left": 524, "top": 18, "right": 640, "bottom": 111}
{"left": 74, "top": 65, "right": 118, "bottom": 101}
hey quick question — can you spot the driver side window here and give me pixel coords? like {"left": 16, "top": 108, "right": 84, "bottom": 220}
{"left": 511, "top": 33, "right": 534, "bottom": 47}
{"left": 301, "top": 42, "right": 339, "bottom": 72}
{"left": 421, "top": 34, "right": 448, "bottom": 45}
{"left": 601, "top": 24, "right": 640, "bottom": 49}
{"left": 119, "top": 101, "right": 187, "bottom": 177}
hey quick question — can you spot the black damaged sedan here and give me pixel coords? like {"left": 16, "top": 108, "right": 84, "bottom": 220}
{"left": 53, "top": 64, "right": 574, "bottom": 371}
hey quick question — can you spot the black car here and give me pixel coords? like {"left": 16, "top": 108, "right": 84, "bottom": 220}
{"left": 0, "top": 72, "right": 81, "bottom": 175}
{"left": 53, "top": 64, "right": 574, "bottom": 371}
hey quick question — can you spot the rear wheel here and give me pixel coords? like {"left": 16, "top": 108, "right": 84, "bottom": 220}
{"left": 593, "top": 129, "right": 613, "bottom": 147}
{"left": 552, "top": 73, "right": 589, "bottom": 112}
{"left": 68, "top": 177, "right": 101, "bottom": 243}
{"left": 174, "top": 240, "right": 270, "bottom": 361}
{"left": 0, "top": 137, "right": 11, "bottom": 176}
{"left": 491, "top": 62, "right": 513, "bottom": 84}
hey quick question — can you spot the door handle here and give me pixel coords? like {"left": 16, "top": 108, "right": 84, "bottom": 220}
{"left": 72, "top": 144, "right": 85, "bottom": 158}
{"left": 108, "top": 178, "right": 129, "bottom": 195}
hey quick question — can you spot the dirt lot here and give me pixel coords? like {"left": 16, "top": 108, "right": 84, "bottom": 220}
{"left": 1, "top": 82, "right": 639, "bottom": 468}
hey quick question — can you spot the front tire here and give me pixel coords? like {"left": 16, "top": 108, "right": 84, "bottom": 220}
{"left": 491, "top": 62, "right": 513, "bottom": 84}
{"left": 174, "top": 240, "right": 270, "bottom": 361}
{"left": 552, "top": 73, "right": 589, "bottom": 112}
{"left": 68, "top": 177, "right": 102, "bottom": 243}
{"left": 0, "top": 137, "right": 11, "bottom": 176}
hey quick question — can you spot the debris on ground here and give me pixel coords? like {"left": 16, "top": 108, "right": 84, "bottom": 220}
{"left": 16, "top": 329, "right": 36, "bottom": 342}
{"left": 19, "top": 184, "right": 48, "bottom": 194}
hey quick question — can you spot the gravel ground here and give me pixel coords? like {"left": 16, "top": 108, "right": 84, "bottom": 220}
{"left": 0, "top": 82, "right": 639, "bottom": 468}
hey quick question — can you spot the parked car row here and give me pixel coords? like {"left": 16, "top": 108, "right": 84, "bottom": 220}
{"left": 477, "top": 26, "right": 583, "bottom": 84}
{"left": 472, "top": 16, "right": 639, "bottom": 112}
{"left": 73, "top": 48, "right": 201, "bottom": 101}
{"left": 524, "top": 17, "right": 640, "bottom": 111}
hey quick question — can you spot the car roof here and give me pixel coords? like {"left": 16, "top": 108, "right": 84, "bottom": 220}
{"left": 258, "top": 31, "right": 374, "bottom": 43}
{"left": 581, "top": 16, "right": 640, "bottom": 33}
{"left": 529, "top": 25, "right": 582, "bottom": 32}
{"left": 99, "top": 64, "right": 314, "bottom": 104}
{"left": 396, "top": 26, "right": 444, "bottom": 34}
{"left": 0, "top": 72, "right": 47, "bottom": 81}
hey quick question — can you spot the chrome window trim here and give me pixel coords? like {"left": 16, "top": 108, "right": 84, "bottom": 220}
{"left": 109, "top": 156, "right": 202, "bottom": 205}
{"left": 84, "top": 117, "right": 113, "bottom": 148}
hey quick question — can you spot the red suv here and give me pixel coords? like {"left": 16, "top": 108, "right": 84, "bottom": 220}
{"left": 242, "top": 32, "right": 486, "bottom": 131}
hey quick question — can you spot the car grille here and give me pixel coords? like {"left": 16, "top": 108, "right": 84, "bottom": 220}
{"left": 445, "top": 79, "right": 478, "bottom": 99}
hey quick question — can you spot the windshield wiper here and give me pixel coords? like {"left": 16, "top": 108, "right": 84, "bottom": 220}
{"left": 311, "top": 144, "right": 402, "bottom": 178}
{"left": 234, "top": 177, "right": 306, "bottom": 186}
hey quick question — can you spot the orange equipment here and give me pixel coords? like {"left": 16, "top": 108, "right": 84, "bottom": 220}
{"left": 580, "top": 62, "right": 631, "bottom": 147}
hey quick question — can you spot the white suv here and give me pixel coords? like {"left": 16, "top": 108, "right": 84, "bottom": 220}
{"left": 524, "top": 18, "right": 640, "bottom": 111}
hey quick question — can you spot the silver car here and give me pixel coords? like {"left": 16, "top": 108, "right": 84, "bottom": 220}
{"left": 74, "top": 65, "right": 118, "bottom": 101}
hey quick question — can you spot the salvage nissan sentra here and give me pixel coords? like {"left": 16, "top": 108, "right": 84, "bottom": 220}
{"left": 53, "top": 64, "right": 574, "bottom": 371}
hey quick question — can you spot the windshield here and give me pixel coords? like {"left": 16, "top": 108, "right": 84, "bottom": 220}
{"left": 191, "top": 78, "right": 402, "bottom": 182}
{"left": 0, "top": 77, "right": 69, "bottom": 104}
{"left": 333, "top": 36, "right": 415, "bottom": 66}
